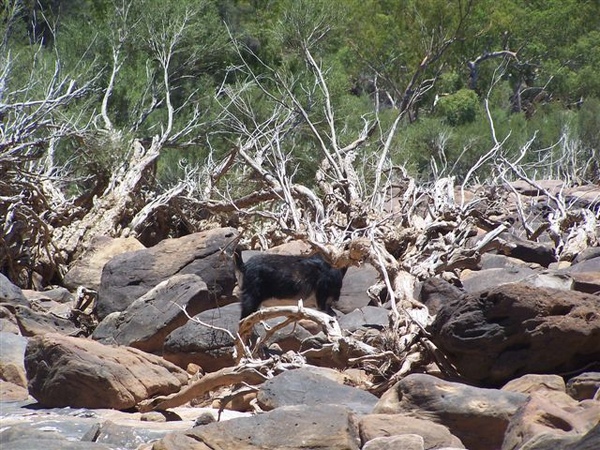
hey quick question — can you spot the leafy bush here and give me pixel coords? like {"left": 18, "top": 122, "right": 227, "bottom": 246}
{"left": 436, "top": 89, "right": 480, "bottom": 126}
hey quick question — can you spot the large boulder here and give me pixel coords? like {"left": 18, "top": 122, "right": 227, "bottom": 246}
{"left": 430, "top": 283, "right": 600, "bottom": 385}
{"left": 92, "top": 274, "right": 213, "bottom": 353}
{"left": 163, "top": 303, "right": 240, "bottom": 371}
{"left": 359, "top": 414, "right": 465, "bottom": 449}
{"left": 25, "top": 333, "right": 188, "bottom": 409}
{"left": 501, "top": 390, "right": 600, "bottom": 450}
{"left": 97, "top": 228, "right": 238, "bottom": 320}
{"left": 153, "top": 404, "right": 361, "bottom": 450}
{"left": 63, "top": 235, "right": 145, "bottom": 291}
{"left": 256, "top": 367, "right": 378, "bottom": 415}
{"left": 374, "top": 373, "right": 527, "bottom": 450}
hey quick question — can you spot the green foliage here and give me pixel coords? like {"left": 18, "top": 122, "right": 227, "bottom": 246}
{"left": 436, "top": 89, "right": 480, "bottom": 126}
{"left": 4, "top": 0, "right": 600, "bottom": 188}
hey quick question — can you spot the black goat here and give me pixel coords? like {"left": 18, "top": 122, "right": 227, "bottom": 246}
{"left": 233, "top": 249, "right": 347, "bottom": 319}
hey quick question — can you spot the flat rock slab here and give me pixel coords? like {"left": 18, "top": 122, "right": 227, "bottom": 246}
{"left": 92, "top": 274, "right": 212, "bottom": 353}
{"left": 257, "top": 367, "right": 379, "bottom": 415}
{"left": 14, "top": 305, "right": 82, "bottom": 336}
{"left": 97, "top": 228, "right": 238, "bottom": 320}
{"left": 25, "top": 333, "right": 188, "bottom": 409}
{"left": 154, "top": 404, "right": 361, "bottom": 450}
{"left": 374, "top": 373, "right": 527, "bottom": 450}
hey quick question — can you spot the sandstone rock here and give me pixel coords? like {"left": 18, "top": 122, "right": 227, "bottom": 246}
{"left": 64, "top": 235, "right": 145, "bottom": 291}
{"left": 23, "top": 286, "right": 74, "bottom": 304}
{"left": 565, "top": 184, "right": 600, "bottom": 210}
{"left": 14, "top": 304, "right": 82, "bottom": 336}
{"left": 498, "top": 234, "right": 556, "bottom": 267}
{"left": 338, "top": 306, "right": 389, "bottom": 332}
{"left": 0, "top": 332, "right": 28, "bottom": 387}
{"left": 359, "top": 414, "right": 465, "bottom": 449}
{"left": 479, "top": 253, "right": 534, "bottom": 270}
{"left": 0, "top": 379, "right": 29, "bottom": 401}
{"left": 501, "top": 374, "right": 566, "bottom": 395}
{"left": 460, "top": 266, "right": 536, "bottom": 293}
{"left": 567, "top": 372, "right": 600, "bottom": 401}
{"left": 153, "top": 404, "right": 360, "bottom": 450}
{"left": 373, "top": 373, "right": 527, "bottom": 450}
{"left": 419, "top": 277, "right": 465, "bottom": 316}
{"left": 0, "top": 304, "right": 20, "bottom": 334}
{"left": 256, "top": 317, "right": 317, "bottom": 353}
{"left": 572, "top": 247, "right": 600, "bottom": 263}
{"left": 257, "top": 367, "right": 378, "bottom": 415}
{"left": 81, "top": 420, "right": 179, "bottom": 448}
{"left": 561, "top": 256, "right": 600, "bottom": 294}
{"left": 430, "top": 283, "right": 600, "bottom": 385}
{"left": 501, "top": 390, "right": 600, "bottom": 450}
{"left": 97, "top": 228, "right": 238, "bottom": 320}
{"left": 337, "top": 264, "right": 378, "bottom": 313}
{"left": 0, "top": 273, "right": 28, "bottom": 307}
{"left": 163, "top": 303, "right": 240, "bottom": 371}
{"left": 25, "top": 333, "right": 188, "bottom": 409}
{"left": 0, "top": 425, "right": 112, "bottom": 450}
{"left": 92, "top": 274, "right": 213, "bottom": 353}
{"left": 362, "top": 434, "right": 425, "bottom": 450}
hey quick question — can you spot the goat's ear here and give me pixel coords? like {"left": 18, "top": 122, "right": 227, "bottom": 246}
{"left": 233, "top": 247, "right": 245, "bottom": 272}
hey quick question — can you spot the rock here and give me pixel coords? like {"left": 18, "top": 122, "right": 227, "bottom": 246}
{"left": 13, "top": 304, "right": 82, "bottom": 336}
{"left": 419, "top": 277, "right": 465, "bottom": 316}
{"left": 430, "top": 283, "right": 600, "bottom": 385}
{"left": 81, "top": 420, "right": 180, "bottom": 448}
{"left": 0, "top": 273, "right": 28, "bottom": 307}
{"left": 0, "top": 304, "right": 20, "bottom": 334}
{"left": 502, "top": 374, "right": 566, "bottom": 395}
{"left": 359, "top": 414, "right": 465, "bottom": 449}
{"left": 256, "top": 367, "right": 378, "bottom": 415}
{"left": 163, "top": 303, "right": 240, "bottom": 371}
{"left": 362, "top": 434, "right": 425, "bottom": 450}
{"left": 64, "top": 235, "right": 145, "bottom": 291}
{"left": 567, "top": 372, "right": 600, "bottom": 401}
{"left": 498, "top": 234, "right": 557, "bottom": 267}
{"left": 92, "top": 274, "right": 213, "bottom": 353}
{"left": 0, "top": 379, "right": 29, "bottom": 401}
{"left": 97, "top": 228, "right": 238, "bottom": 320}
{"left": 25, "top": 333, "right": 188, "bottom": 409}
{"left": 565, "top": 184, "right": 600, "bottom": 210}
{"left": 337, "top": 264, "right": 379, "bottom": 313}
{"left": 460, "top": 266, "right": 536, "bottom": 293}
{"left": 0, "top": 425, "right": 112, "bottom": 450}
{"left": 23, "top": 286, "right": 74, "bottom": 304}
{"left": 0, "top": 332, "right": 28, "bottom": 387}
{"left": 572, "top": 247, "right": 600, "bottom": 263}
{"left": 153, "top": 404, "right": 361, "bottom": 450}
{"left": 338, "top": 306, "right": 389, "bottom": 332}
{"left": 255, "top": 317, "right": 317, "bottom": 353}
{"left": 561, "top": 256, "right": 600, "bottom": 294}
{"left": 501, "top": 390, "right": 600, "bottom": 450}
{"left": 479, "top": 253, "right": 534, "bottom": 270}
{"left": 373, "top": 373, "right": 527, "bottom": 450}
